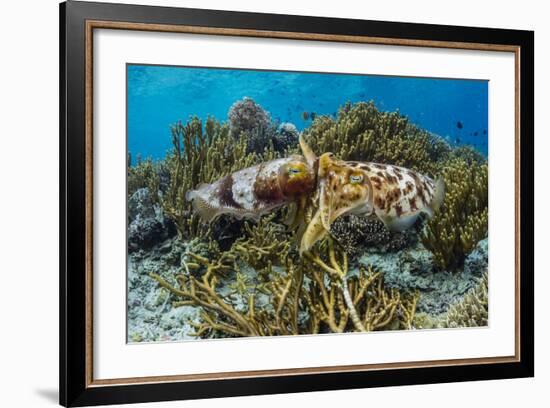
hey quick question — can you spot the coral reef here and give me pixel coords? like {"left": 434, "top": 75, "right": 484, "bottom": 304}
{"left": 128, "top": 187, "right": 176, "bottom": 251}
{"left": 127, "top": 100, "right": 490, "bottom": 342}
{"left": 228, "top": 97, "right": 277, "bottom": 154}
{"left": 228, "top": 97, "right": 298, "bottom": 154}
{"left": 421, "top": 158, "right": 488, "bottom": 270}
{"left": 302, "top": 101, "right": 452, "bottom": 177}
{"left": 359, "top": 238, "right": 488, "bottom": 316}
{"left": 439, "top": 271, "right": 488, "bottom": 328}
{"left": 144, "top": 235, "right": 418, "bottom": 339}
{"left": 127, "top": 154, "right": 162, "bottom": 199}
{"left": 274, "top": 122, "right": 300, "bottom": 152}
{"left": 231, "top": 216, "right": 292, "bottom": 271}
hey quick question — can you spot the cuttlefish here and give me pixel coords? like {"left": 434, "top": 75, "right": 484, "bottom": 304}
{"left": 299, "top": 137, "right": 445, "bottom": 254}
{"left": 186, "top": 156, "right": 316, "bottom": 222}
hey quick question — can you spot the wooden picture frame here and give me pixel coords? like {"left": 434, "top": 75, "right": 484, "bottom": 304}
{"left": 60, "top": 1, "right": 534, "bottom": 406}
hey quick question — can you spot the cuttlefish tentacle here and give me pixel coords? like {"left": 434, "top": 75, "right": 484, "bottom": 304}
{"left": 299, "top": 134, "right": 317, "bottom": 168}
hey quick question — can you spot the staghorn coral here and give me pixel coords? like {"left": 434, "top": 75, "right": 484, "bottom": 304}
{"left": 451, "top": 145, "right": 487, "bottom": 166}
{"left": 151, "top": 252, "right": 304, "bottom": 338}
{"left": 232, "top": 215, "right": 292, "bottom": 270}
{"left": 302, "top": 101, "right": 452, "bottom": 177}
{"left": 421, "top": 157, "right": 488, "bottom": 270}
{"left": 440, "top": 271, "right": 488, "bottom": 328}
{"left": 160, "top": 116, "right": 280, "bottom": 239}
{"left": 305, "top": 239, "right": 419, "bottom": 333}
{"left": 149, "top": 234, "right": 419, "bottom": 338}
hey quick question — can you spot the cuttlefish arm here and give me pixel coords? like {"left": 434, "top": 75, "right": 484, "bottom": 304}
{"left": 299, "top": 134, "right": 317, "bottom": 168}
{"left": 300, "top": 153, "right": 373, "bottom": 254}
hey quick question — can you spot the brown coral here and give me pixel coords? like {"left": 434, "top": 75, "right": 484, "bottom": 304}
{"left": 440, "top": 272, "right": 488, "bottom": 328}
{"left": 421, "top": 157, "right": 488, "bottom": 270}
{"left": 302, "top": 101, "right": 451, "bottom": 177}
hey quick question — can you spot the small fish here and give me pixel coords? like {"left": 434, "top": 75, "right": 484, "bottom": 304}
{"left": 483, "top": 129, "right": 487, "bottom": 135}
{"left": 299, "top": 137, "right": 444, "bottom": 253}
{"left": 186, "top": 156, "right": 315, "bottom": 222}
{"left": 474, "top": 131, "right": 479, "bottom": 136}
{"left": 302, "top": 111, "right": 309, "bottom": 121}
{"left": 310, "top": 112, "right": 317, "bottom": 120}
{"left": 457, "top": 121, "right": 463, "bottom": 129}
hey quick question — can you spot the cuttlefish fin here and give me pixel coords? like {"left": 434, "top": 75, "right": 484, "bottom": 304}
{"left": 186, "top": 194, "right": 220, "bottom": 222}
{"left": 379, "top": 213, "right": 421, "bottom": 232}
{"left": 409, "top": 176, "right": 446, "bottom": 220}
{"left": 299, "top": 134, "right": 317, "bottom": 167}
{"left": 378, "top": 177, "right": 445, "bottom": 232}
{"left": 430, "top": 177, "right": 446, "bottom": 214}
{"left": 300, "top": 210, "right": 329, "bottom": 255}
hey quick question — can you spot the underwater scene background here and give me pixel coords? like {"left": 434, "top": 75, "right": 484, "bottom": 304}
{"left": 127, "top": 64, "right": 489, "bottom": 343}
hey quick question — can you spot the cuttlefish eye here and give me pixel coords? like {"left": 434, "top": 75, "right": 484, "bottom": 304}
{"left": 280, "top": 161, "right": 315, "bottom": 196}
{"left": 349, "top": 174, "right": 364, "bottom": 184}
{"left": 288, "top": 167, "right": 303, "bottom": 176}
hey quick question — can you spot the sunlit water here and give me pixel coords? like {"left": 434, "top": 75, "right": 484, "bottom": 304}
{"left": 127, "top": 64, "right": 488, "bottom": 159}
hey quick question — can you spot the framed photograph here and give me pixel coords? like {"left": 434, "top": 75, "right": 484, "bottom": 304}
{"left": 60, "top": 1, "right": 534, "bottom": 406}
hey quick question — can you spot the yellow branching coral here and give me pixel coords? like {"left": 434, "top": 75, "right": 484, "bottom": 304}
{"left": 422, "top": 157, "right": 488, "bottom": 270}
{"left": 127, "top": 154, "right": 161, "bottom": 200}
{"left": 231, "top": 215, "right": 292, "bottom": 270}
{"left": 302, "top": 101, "right": 451, "bottom": 176}
{"left": 440, "top": 272, "right": 488, "bottom": 328}
{"left": 149, "top": 234, "right": 419, "bottom": 338}
{"left": 150, "top": 252, "right": 303, "bottom": 338}
{"left": 304, "top": 238, "right": 419, "bottom": 333}
{"left": 161, "top": 116, "right": 281, "bottom": 238}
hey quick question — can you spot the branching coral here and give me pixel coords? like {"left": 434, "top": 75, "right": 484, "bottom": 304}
{"left": 302, "top": 101, "right": 452, "bottom": 176}
{"left": 421, "top": 158, "right": 488, "bottom": 270}
{"left": 127, "top": 154, "right": 161, "bottom": 200}
{"left": 232, "top": 216, "right": 292, "bottom": 270}
{"left": 150, "top": 234, "right": 419, "bottom": 338}
{"left": 440, "top": 272, "right": 488, "bottom": 328}
{"left": 151, "top": 252, "right": 304, "bottom": 337}
{"left": 304, "top": 239, "right": 419, "bottom": 333}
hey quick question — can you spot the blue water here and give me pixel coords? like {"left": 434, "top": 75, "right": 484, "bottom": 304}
{"left": 127, "top": 64, "right": 488, "bottom": 159}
